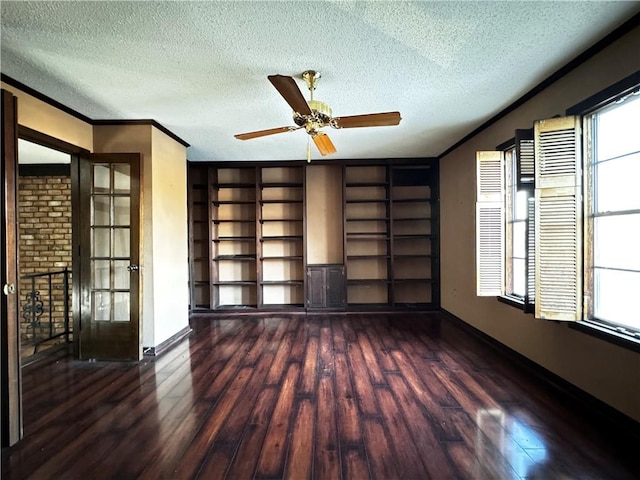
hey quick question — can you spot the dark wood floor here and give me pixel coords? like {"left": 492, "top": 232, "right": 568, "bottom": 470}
{"left": 2, "top": 312, "right": 638, "bottom": 479}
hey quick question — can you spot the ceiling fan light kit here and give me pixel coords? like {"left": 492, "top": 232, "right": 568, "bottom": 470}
{"left": 234, "top": 69, "right": 401, "bottom": 161}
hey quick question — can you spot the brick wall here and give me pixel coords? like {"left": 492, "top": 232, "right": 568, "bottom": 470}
{"left": 18, "top": 175, "right": 72, "bottom": 344}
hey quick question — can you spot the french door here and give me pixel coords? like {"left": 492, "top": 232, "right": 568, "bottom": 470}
{"left": 78, "top": 153, "right": 141, "bottom": 360}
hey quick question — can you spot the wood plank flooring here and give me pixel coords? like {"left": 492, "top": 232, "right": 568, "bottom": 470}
{"left": 2, "top": 312, "right": 638, "bottom": 479}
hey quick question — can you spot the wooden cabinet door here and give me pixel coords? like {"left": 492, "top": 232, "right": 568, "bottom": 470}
{"left": 326, "top": 265, "right": 345, "bottom": 309}
{"left": 306, "top": 266, "right": 326, "bottom": 308}
{"left": 306, "top": 265, "right": 345, "bottom": 309}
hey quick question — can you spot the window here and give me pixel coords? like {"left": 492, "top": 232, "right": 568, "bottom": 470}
{"left": 505, "top": 146, "right": 520, "bottom": 297}
{"left": 503, "top": 132, "right": 535, "bottom": 307}
{"left": 476, "top": 73, "right": 640, "bottom": 341}
{"left": 477, "top": 132, "right": 534, "bottom": 311}
{"left": 585, "top": 92, "right": 640, "bottom": 334}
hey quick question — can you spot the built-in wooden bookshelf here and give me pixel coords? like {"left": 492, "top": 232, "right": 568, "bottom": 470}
{"left": 390, "top": 165, "right": 436, "bottom": 307}
{"left": 258, "top": 166, "right": 305, "bottom": 308}
{"left": 343, "top": 165, "right": 391, "bottom": 306}
{"left": 342, "top": 162, "right": 439, "bottom": 308}
{"left": 187, "top": 164, "right": 211, "bottom": 309}
{"left": 187, "top": 159, "right": 438, "bottom": 312}
{"left": 211, "top": 166, "right": 258, "bottom": 309}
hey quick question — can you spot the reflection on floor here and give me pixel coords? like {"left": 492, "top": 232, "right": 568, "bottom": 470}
{"left": 20, "top": 338, "right": 68, "bottom": 364}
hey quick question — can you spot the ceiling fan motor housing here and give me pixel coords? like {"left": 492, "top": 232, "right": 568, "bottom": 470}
{"left": 294, "top": 99, "right": 333, "bottom": 133}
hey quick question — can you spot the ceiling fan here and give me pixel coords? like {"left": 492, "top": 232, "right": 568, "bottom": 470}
{"left": 234, "top": 70, "right": 401, "bottom": 161}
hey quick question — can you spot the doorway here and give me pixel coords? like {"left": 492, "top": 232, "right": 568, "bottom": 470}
{"left": 2, "top": 90, "right": 141, "bottom": 447}
{"left": 17, "top": 139, "right": 73, "bottom": 362}
{"left": 3, "top": 125, "right": 143, "bottom": 446}
{"left": 14, "top": 129, "right": 142, "bottom": 361}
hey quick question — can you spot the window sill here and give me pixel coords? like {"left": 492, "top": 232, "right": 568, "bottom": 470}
{"left": 497, "top": 295, "right": 524, "bottom": 309}
{"left": 497, "top": 295, "right": 535, "bottom": 314}
{"left": 497, "top": 297, "right": 640, "bottom": 352}
{"left": 570, "top": 321, "right": 640, "bottom": 353}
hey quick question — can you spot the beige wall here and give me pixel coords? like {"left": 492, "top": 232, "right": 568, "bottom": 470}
{"left": 306, "top": 164, "right": 344, "bottom": 264}
{"left": 440, "top": 26, "right": 640, "bottom": 420}
{"left": 1, "top": 82, "right": 93, "bottom": 150}
{"left": 150, "top": 127, "right": 189, "bottom": 346}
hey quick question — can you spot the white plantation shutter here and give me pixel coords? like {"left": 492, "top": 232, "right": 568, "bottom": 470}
{"left": 476, "top": 151, "right": 504, "bottom": 296}
{"left": 515, "top": 129, "right": 535, "bottom": 187}
{"left": 534, "top": 116, "right": 582, "bottom": 320}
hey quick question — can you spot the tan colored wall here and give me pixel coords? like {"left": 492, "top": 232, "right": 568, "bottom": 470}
{"left": 440, "top": 26, "right": 640, "bottom": 420}
{"left": 150, "top": 127, "right": 189, "bottom": 346}
{"left": 306, "top": 164, "right": 344, "bottom": 264}
{"left": 1, "top": 82, "right": 93, "bottom": 150}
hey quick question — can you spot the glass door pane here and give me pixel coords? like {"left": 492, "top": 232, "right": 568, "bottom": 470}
{"left": 90, "top": 163, "right": 132, "bottom": 323}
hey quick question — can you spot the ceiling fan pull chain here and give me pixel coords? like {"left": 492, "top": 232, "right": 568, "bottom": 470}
{"left": 307, "top": 137, "right": 311, "bottom": 163}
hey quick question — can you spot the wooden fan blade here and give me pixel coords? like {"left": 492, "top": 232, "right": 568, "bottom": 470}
{"left": 334, "top": 111, "right": 401, "bottom": 129}
{"left": 312, "top": 132, "right": 337, "bottom": 156}
{"left": 268, "top": 75, "right": 313, "bottom": 115}
{"left": 234, "top": 126, "right": 297, "bottom": 140}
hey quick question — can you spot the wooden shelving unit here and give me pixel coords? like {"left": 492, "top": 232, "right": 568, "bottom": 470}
{"left": 187, "top": 164, "right": 211, "bottom": 309}
{"left": 258, "top": 166, "right": 305, "bottom": 308}
{"left": 211, "top": 166, "right": 258, "bottom": 309}
{"left": 390, "top": 165, "right": 437, "bottom": 307}
{"left": 343, "top": 165, "right": 391, "bottom": 306}
{"left": 187, "top": 159, "right": 438, "bottom": 312}
{"left": 342, "top": 162, "right": 439, "bottom": 309}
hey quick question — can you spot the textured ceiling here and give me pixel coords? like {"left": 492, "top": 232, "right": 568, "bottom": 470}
{"left": 2, "top": 1, "right": 639, "bottom": 162}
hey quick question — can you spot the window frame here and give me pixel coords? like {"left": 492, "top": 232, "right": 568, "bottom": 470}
{"left": 577, "top": 83, "right": 640, "bottom": 345}
{"left": 494, "top": 133, "right": 535, "bottom": 313}
{"left": 505, "top": 146, "right": 520, "bottom": 299}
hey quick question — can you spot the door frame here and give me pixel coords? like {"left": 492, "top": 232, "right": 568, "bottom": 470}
{"left": 18, "top": 127, "right": 90, "bottom": 359}
{"left": 2, "top": 89, "right": 21, "bottom": 447}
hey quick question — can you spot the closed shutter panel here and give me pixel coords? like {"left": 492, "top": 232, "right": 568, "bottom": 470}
{"left": 534, "top": 116, "right": 582, "bottom": 320}
{"left": 476, "top": 151, "right": 504, "bottom": 296}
